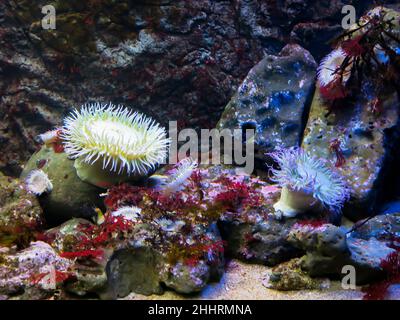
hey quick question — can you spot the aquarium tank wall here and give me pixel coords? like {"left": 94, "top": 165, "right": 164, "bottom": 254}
{"left": 0, "top": 0, "right": 400, "bottom": 302}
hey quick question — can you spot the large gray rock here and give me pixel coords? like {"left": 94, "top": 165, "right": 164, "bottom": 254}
{"left": 350, "top": 213, "right": 400, "bottom": 241}
{"left": 288, "top": 223, "right": 396, "bottom": 284}
{"left": 45, "top": 217, "right": 224, "bottom": 298}
{"left": 0, "top": 241, "right": 73, "bottom": 299}
{"left": 302, "top": 7, "right": 400, "bottom": 221}
{"left": 219, "top": 210, "right": 302, "bottom": 266}
{"left": 106, "top": 247, "right": 164, "bottom": 297}
{"left": 302, "top": 85, "right": 400, "bottom": 221}
{"left": 217, "top": 44, "right": 317, "bottom": 163}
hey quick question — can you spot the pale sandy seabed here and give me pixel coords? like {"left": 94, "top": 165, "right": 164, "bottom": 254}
{"left": 122, "top": 260, "right": 393, "bottom": 301}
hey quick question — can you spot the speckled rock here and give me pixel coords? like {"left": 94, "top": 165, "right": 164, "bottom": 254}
{"left": 347, "top": 237, "right": 395, "bottom": 283}
{"left": 1, "top": 0, "right": 391, "bottom": 175}
{"left": 350, "top": 213, "right": 400, "bottom": 241}
{"left": 0, "top": 241, "right": 73, "bottom": 299}
{"left": 288, "top": 224, "right": 349, "bottom": 256}
{"left": 288, "top": 223, "right": 396, "bottom": 284}
{"left": 302, "top": 86, "right": 400, "bottom": 221}
{"left": 217, "top": 186, "right": 339, "bottom": 266}
{"left": 263, "top": 257, "right": 329, "bottom": 291}
{"left": 106, "top": 247, "right": 164, "bottom": 297}
{"left": 0, "top": 173, "right": 43, "bottom": 246}
{"left": 161, "top": 260, "right": 211, "bottom": 294}
{"left": 45, "top": 217, "right": 225, "bottom": 298}
{"left": 65, "top": 265, "right": 108, "bottom": 298}
{"left": 219, "top": 210, "right": 302, "bottom": 266}
{"left": 288, "top": 224, "right": 350, "bottom": 276}
{"left": 20, "top": 146, "right": 104, "bottom": 225}
{"left": 217, "top": 44, "right": 317, "bottom": 164}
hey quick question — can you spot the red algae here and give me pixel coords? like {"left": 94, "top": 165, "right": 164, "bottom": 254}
{"left": 362, "top": 237, "right": 400, "bottom": 300}
{"left": 294, "top": 220, "right": 329, "bottom": 229}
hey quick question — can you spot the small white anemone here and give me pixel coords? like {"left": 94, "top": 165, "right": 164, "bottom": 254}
{"left": 37, "top": 128, "right": 61, "bottom": 146}
{"left": 61, "top": 102, "right": 170, "bottom": 176}
{"left": 25, "top": 169, "right": 53, "bottom": 196}
{"left": 155, "top": 218, "right": 186, "bottom": 233}
{"left": 268, "top": 148, "right": 349, "bottom": 218}
{"left": 157, "top": 157, "right": 198, "bottom": 194}
{"left": 317, "top": 48, "right": 353, "bottom": 87}
{"left": 111, "top": 206, "right": 142, "bottom": 222}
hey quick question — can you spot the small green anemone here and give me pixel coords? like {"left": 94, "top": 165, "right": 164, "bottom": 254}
{"left": 61, "top": 102, "right": 170, "bottom": 188}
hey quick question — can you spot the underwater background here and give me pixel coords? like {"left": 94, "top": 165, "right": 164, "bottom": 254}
{"left": 1, "top": 0, "right": 398, "bottom": 176}
{"left": 1, "top": 0, "right": 400, "bottom": 300}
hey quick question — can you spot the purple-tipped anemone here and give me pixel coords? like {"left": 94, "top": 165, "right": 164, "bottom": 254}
{"left": 268, "top": 148, "right": 350, "bottom": 216}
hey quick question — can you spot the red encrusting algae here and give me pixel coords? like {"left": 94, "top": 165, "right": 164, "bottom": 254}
{"left": 341, "top": 35, "right": 366, "bottom": 57}
{"left": 329, "top": 139, "right": 346, "bottom": 168}
{"left": 60, "top": 249, "right": 104, "bottom": 259}
{"left": 58, "top": 214, "right": 134, "bottom": 260}
{"left": 294, "top": 219, "right": 329, "bottom": 229}
{"left": 362, "top": 237, "right": 400, "bottom": 300}
{"left": 30, "top": 270, "right": 76, "bottom": 285}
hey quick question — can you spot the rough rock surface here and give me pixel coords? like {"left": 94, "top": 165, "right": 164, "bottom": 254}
{"left": 45, "top": 218, "right": 224, "bottom": 298}
{"left": 20, "top": 146, "right": 104, "bottom": 226}
{"left": 106, "top": 247, "right": 164, "bottom": 297}
{"left": 219, "top": 209, "right": 303, "bottom": 266}
{"left": 302, "top": 87, "right": 400, "bottom": 221}
{"left": 347, "top": 237, "right": 395, "bottom": 283}
{"left": 263, "top": 257, "right": 329, "bottom": 291}
{"left": 302, "top": 6, "right": 400, "bottom": 221}
{"left": 0, "top": 0, "right": 395, "bottom": 175}
{"left": 218, "top": 184, "right": 338, "bottom": 266}
{"left": 350, "top": 213, "right": 400, "bottom": 241}
{"left": 288, "top": 222, "right": 396, "bottom": 284}
{"left": 217, "top": 44, "right": 317, "bottom": 163}
{"left": 0, "top": 241, "right": 73, "bottom": 299}
{"left": 0, "top": 173, "right": 43, "bottom": 246}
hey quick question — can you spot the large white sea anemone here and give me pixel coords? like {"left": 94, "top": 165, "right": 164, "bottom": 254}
{"left": 61, "top": 102, "right": 170, "bottom": 188}
{"left": 268, "top": 148, "right": 349, "bottom": 218}
{"left": 25, "top": 169, "right": 53, "bottom": 196}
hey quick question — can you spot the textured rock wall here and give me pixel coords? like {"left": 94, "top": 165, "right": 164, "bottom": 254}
{"left": 0, "top": 0, "right": 396, "bottom": 175}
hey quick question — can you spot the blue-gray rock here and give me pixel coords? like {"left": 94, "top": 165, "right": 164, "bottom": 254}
{"left": 350, "top": 213, "right": 400, "bottom": 242}
{"left": 288, "top": 224, "right": 395, "bottom": 284}
{"left": 217, "top": 44, "right": 317, "bottom": 164}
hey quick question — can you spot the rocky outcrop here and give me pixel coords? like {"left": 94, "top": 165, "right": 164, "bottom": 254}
{"left": 263, "top": 257, "right": 329, "bottom": 291}
{"left": 288, "top": 221, "right": 397, "bottom": 284}
{"left": 0, "top": 241, "right": 73, "bottom": 299}
{"left": 302, "top": 7, "right": 400, "bottom": 221}
{"left": 219, "top": 209, "right": 303, "bottom": 266}
{"left": 350, "top": 213, "right": 400, "bottom": 241}
{"left": 302, "top": 87, "right": 400, "bottom": 221}
{"left": 217, "top": 44, "right": 317, "bottom": 164}
{"left": 0, "top": 173, "right": 43, "bottom": 246}
{"left": 44, "top": 218, "right": 224, "bottom": 298}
